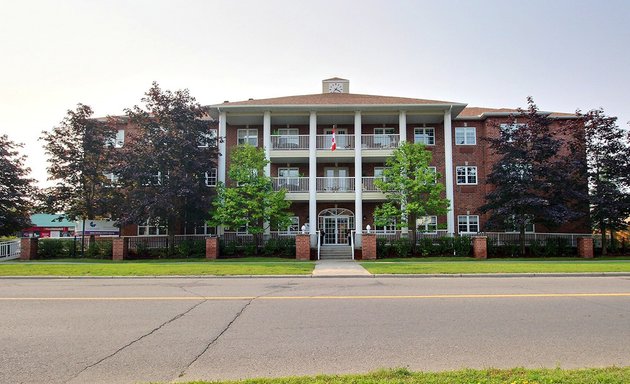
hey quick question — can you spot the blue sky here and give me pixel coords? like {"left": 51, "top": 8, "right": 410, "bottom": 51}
{"left": 1, "top": 0, "right": 628, "bottom": 184}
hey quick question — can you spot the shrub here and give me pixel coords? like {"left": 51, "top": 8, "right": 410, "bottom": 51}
{"left": 417, "top": 238, "right": 436, "bottom": 257}
{"left": 176, "top": 240, "right": 205, "bottom": 258}
{"left": 376, "top": 237, "right": 390, "bottom": 258}
{"left": 453, "top": 236, "right": 471, "bottom": 257}
{"left": 529, "top": 239, "right": 544, "bottom": 257}
{"left": 393, "top": 238, "right": 412, "bottom": 257}
{"left": 38, "top": 239, "right": 75, "bottom": 259}
{"left": 435, "top": 237, "right": 454, "bottom": 256}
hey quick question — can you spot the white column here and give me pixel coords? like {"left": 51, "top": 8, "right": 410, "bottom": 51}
{"left": 263, "top": 111, "right": 271, "bottom": 177}
{"left": 218, "top": 111, "right": 227, "bottom": 236}
{"left": 309, "top": 112, "right": 317, "bottom": 246}
{"left": 444, "top": 107, "right": 455, "bottom": 235}
{"left": 354, "top": 111, "right": 363, "bottom": 247}
{"left": 399, "top": 110, "right": 407, "bottom": 142}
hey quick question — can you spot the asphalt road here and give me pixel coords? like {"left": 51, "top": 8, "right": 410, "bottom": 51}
{"left": 1, "top": 276, "right": 629, "bottom": 384}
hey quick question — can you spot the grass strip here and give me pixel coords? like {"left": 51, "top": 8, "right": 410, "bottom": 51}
{"left": 175, "top": 366, "right": 630, "bottom": 384}
{"left": 361, "top": 258, "right": 630, "bottom": 274}
{"left": 0, "top": 258, "right": 314, "bottom": 276}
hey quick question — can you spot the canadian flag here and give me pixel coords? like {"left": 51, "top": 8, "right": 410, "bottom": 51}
{"left": 330, "top": 125, "right": 336, "bottom": 151}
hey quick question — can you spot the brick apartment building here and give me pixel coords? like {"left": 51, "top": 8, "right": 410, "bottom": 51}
{"left": 205, "top": 78, "right": 586, "bottom": 247}
{"left": 115, "top": 78, "right": 587, "bottom": 247}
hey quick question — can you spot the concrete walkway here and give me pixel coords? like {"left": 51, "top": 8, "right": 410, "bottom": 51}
{"left": 312, "top": 259, "right": 372, "bottom": 276}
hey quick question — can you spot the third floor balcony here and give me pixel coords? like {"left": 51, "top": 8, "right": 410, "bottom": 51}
{"left": 270, "top": 134, "right": 400, "bottom": 158}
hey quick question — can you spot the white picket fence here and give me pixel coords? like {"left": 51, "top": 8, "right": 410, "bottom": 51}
{"left": 0, "top": 239, "right": 21, "bottom": 261}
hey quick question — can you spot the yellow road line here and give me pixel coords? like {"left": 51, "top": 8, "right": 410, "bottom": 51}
{"left": 1, "top": 293, "right": 630, "bottom": 301}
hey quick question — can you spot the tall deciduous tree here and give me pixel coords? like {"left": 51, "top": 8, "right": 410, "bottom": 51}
{"left": 479, "top": 97, "right": 582, "bottom": 255}
{"left": 565, "top": 109, "right": 630, "bottom": 254}
{"left": 210, "top": 144, "right": 292, "bottom": 250}
{"left": 114, "top": 82, "right": 217, "bottom": 250}
{"left": 373, "top": 141, "right": 450, "bottom": 254}
{"left": 0, "top": 134, "right": 36, "bottom": 235}
{"left": 41, "top": 104, "right": 118, "bottom": 222}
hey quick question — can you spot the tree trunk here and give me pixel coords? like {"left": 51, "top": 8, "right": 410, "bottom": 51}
{"left": 409, "top": 213, "right": 417, "bottom": 256}
{"left": 610, "top": 229, "right": 617, "bottom": 253}
{"left": 519, "top": 224, "right": 526, "bottom": 257}
{"left": 600, "top": 222, "right": 607, "bottom": 256}
{"left": 168, "top": 218, "right": 176, "bottom": 257}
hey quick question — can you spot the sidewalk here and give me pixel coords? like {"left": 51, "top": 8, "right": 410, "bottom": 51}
{"left": 312, "top": 259, "right": 372, "bottom": 276}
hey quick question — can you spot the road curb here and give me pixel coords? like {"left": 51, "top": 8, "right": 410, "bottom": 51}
{"left": 1, "top": 272, "right": 630, "bottom": 279}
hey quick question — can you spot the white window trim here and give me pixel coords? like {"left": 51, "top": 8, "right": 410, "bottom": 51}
{"left": 237, "top": 128, "right": 258, "bottom": 146}
{"left": 417, "top": 216, "right": 438, "bottom": 234}
{"left": 457, "top": 215, "right": 479, "bottom": 234}
{"left": 137, "top": 219, "right": 168, "bottom": 236}
{"left": 198, "top": 129, "right": 218, "bottom": 148}
{"left": 456, "top": 166, "right": 478, "bottom": 185}
{"left": 205, "top": 168, "right": 217, "bottom": 187}
{"left": 455, "top": 127, "right": 476, "bottom": 145}
{"left": 414, "top": 127, "right": 435, "bottom": 145}
{"left": 375, "top": 218, "right": 397, "bottom": 234}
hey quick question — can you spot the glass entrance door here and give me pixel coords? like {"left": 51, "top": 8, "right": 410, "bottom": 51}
{"left": 323, "top": 216, "right": 350, "bottom": 245}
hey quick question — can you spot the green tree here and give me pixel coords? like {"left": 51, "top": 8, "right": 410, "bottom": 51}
{"left": 40, "top": 104, "right": 118, "bottom": 223}
{"left": 210, "top": 144, "right": 292, "bottom": 251}
{"left": 373, "top": 141, "right": 450, "bottom": 254}
{"left": 0, "top": 134, "right": 36, "bottom": 235}
{"left": 114, "top": 82, "right": 217, "bottom": 253}
{"left": 565, "top": 109, "right": 630, "bottom": 254}
{"left": 479, "top": 97, "right": 582, "bottom": 256}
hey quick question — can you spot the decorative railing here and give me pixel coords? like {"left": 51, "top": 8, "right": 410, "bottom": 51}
{"left": 478, "top": 232, "right": 597, "bottom": 248}
{"left": 272, "top": 177, "right": 309, "bottom": 192}
{"left": 361, "top": 177, "right": 385, "bottom": 192}
{"left": 361, "top": 134, "right": 400, "bottom": 149}
{"left": 316, "top": 177, "right": 355, "bottom": 192}
{"left": 316, "top": 134, "right": 355, "bottom": 150}
{"left": 0, "top": 239, "right": 21, "bottom": 261}
{"left": 270, "top": 135, "right": 309, "bottom": 150}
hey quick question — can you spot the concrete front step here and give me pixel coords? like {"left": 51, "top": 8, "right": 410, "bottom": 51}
{"left": 320, "top": 246, "right": 353, "bottom": 259}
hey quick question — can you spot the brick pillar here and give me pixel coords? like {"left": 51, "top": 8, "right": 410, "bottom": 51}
{"left": 362, "top": 233, "right": 376, "bottom": 260}
{"left": 472, "top": 236, "right": 487, "bottom": 259}
{"left": 577, "top": 237, "right": 594, "bottom": 259}
{"left": 205, "top": 237, "right": 219, "bottom": 260}
{"left": 20, "top": 238, "right": 38, "bottom": 260}
{"left": 295, "top": 234, "right": 311, "bottom": 261}
{"left": 112, "top": 237, "right": 128, "bottom": 261}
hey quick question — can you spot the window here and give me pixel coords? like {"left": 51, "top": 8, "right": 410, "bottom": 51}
{"left": 205, "top": 169, "right": 217, "bottom": 187}
{"left": 237, "top": 223, "right": 249, "bottom": 235}
{"left": 103, "top": 172, "right": 119, "bottom": 186}
{"left": 279, "top": 216, "right": 300, "bottom": 234}
{"left": 278, "top": 168, "right": 300, "bottom": 190}
{"left": 374, "top": 127, "right": 396, "bottom": 147}
{"left": 456, "top": 166, "right": 477, "bottom": 185}
{"left": 375, "top": 217, "right": 397, "bottom": 234}
{"left": 500, "top": 123, "right": 527, "bottom": 142}
{"left": 505, "top": 215, "right": 535, "bottom": 233}
{"left": 428, "top": 166, "right": 437, "bottom": 183}
{"left": 137, "top": 219, "right": 167, "bottom": 236}
{"left": 105, "top": 130, "right": 125, "bottom": 148}
{"left": 277, "top": 128, "right": 299, "bottom": 147}
{"left": 455, "top": 127, "right": 476, "bottom": 145}
{"left": 374, "top": 167, "right": 386, "bottom": 179}
{"left": 458, "top": 215, "right": 479, "bottom": 233}
{"left": 416, "top": 216, "right": 437, "bottom": 233}
{"left": 192, "top": 223, "right": 216, "bottom": 235}
{"left": 414, "top": 127, "right": 435, "bottom": 145}
{"left": 198, "top": 129, "right": 217, "bottom": 147}
{"left": 238, "top": 129, "right": 258, "bottom": 146}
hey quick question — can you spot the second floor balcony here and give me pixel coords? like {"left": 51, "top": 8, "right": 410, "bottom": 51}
{"left": 271, "top": 176, "right": 386, "bottom": 200}
{"left": 270, "top": 134, "right": 401, "bottom": 153}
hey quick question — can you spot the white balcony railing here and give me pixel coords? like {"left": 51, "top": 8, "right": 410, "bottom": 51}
{"left": 316, "top": 177, "right": 355, "bottom": 192}
{"left": 361, "top": 177, "right": 385, "bottom": 192}
{"left": 270, "top": 135, "right": 309, "bottom": 150}
{"left": 272, "top": 177, "right": 309, "bottom": 192}
{"left": 269, "top": 134, "right": 400, "bottom": 151}
{"left": 361, "top": 134, "right": 400, "bottom": 149}
{"left": 316, "top": 135, "right": 355, "bottom": 150}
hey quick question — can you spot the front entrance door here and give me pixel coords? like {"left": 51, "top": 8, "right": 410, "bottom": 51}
{"left": 323, "top": 216, "right": 350, "bottom": 245}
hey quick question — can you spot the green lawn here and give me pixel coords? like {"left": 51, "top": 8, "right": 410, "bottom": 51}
{"left": 0, "top": 258, "right": 314, "bottom": 276}
{"left": 175, "top": 367, "right": 630, "bottom": 384}
{"left": 361, "top": 257, "right": 630, "bottom": 274}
